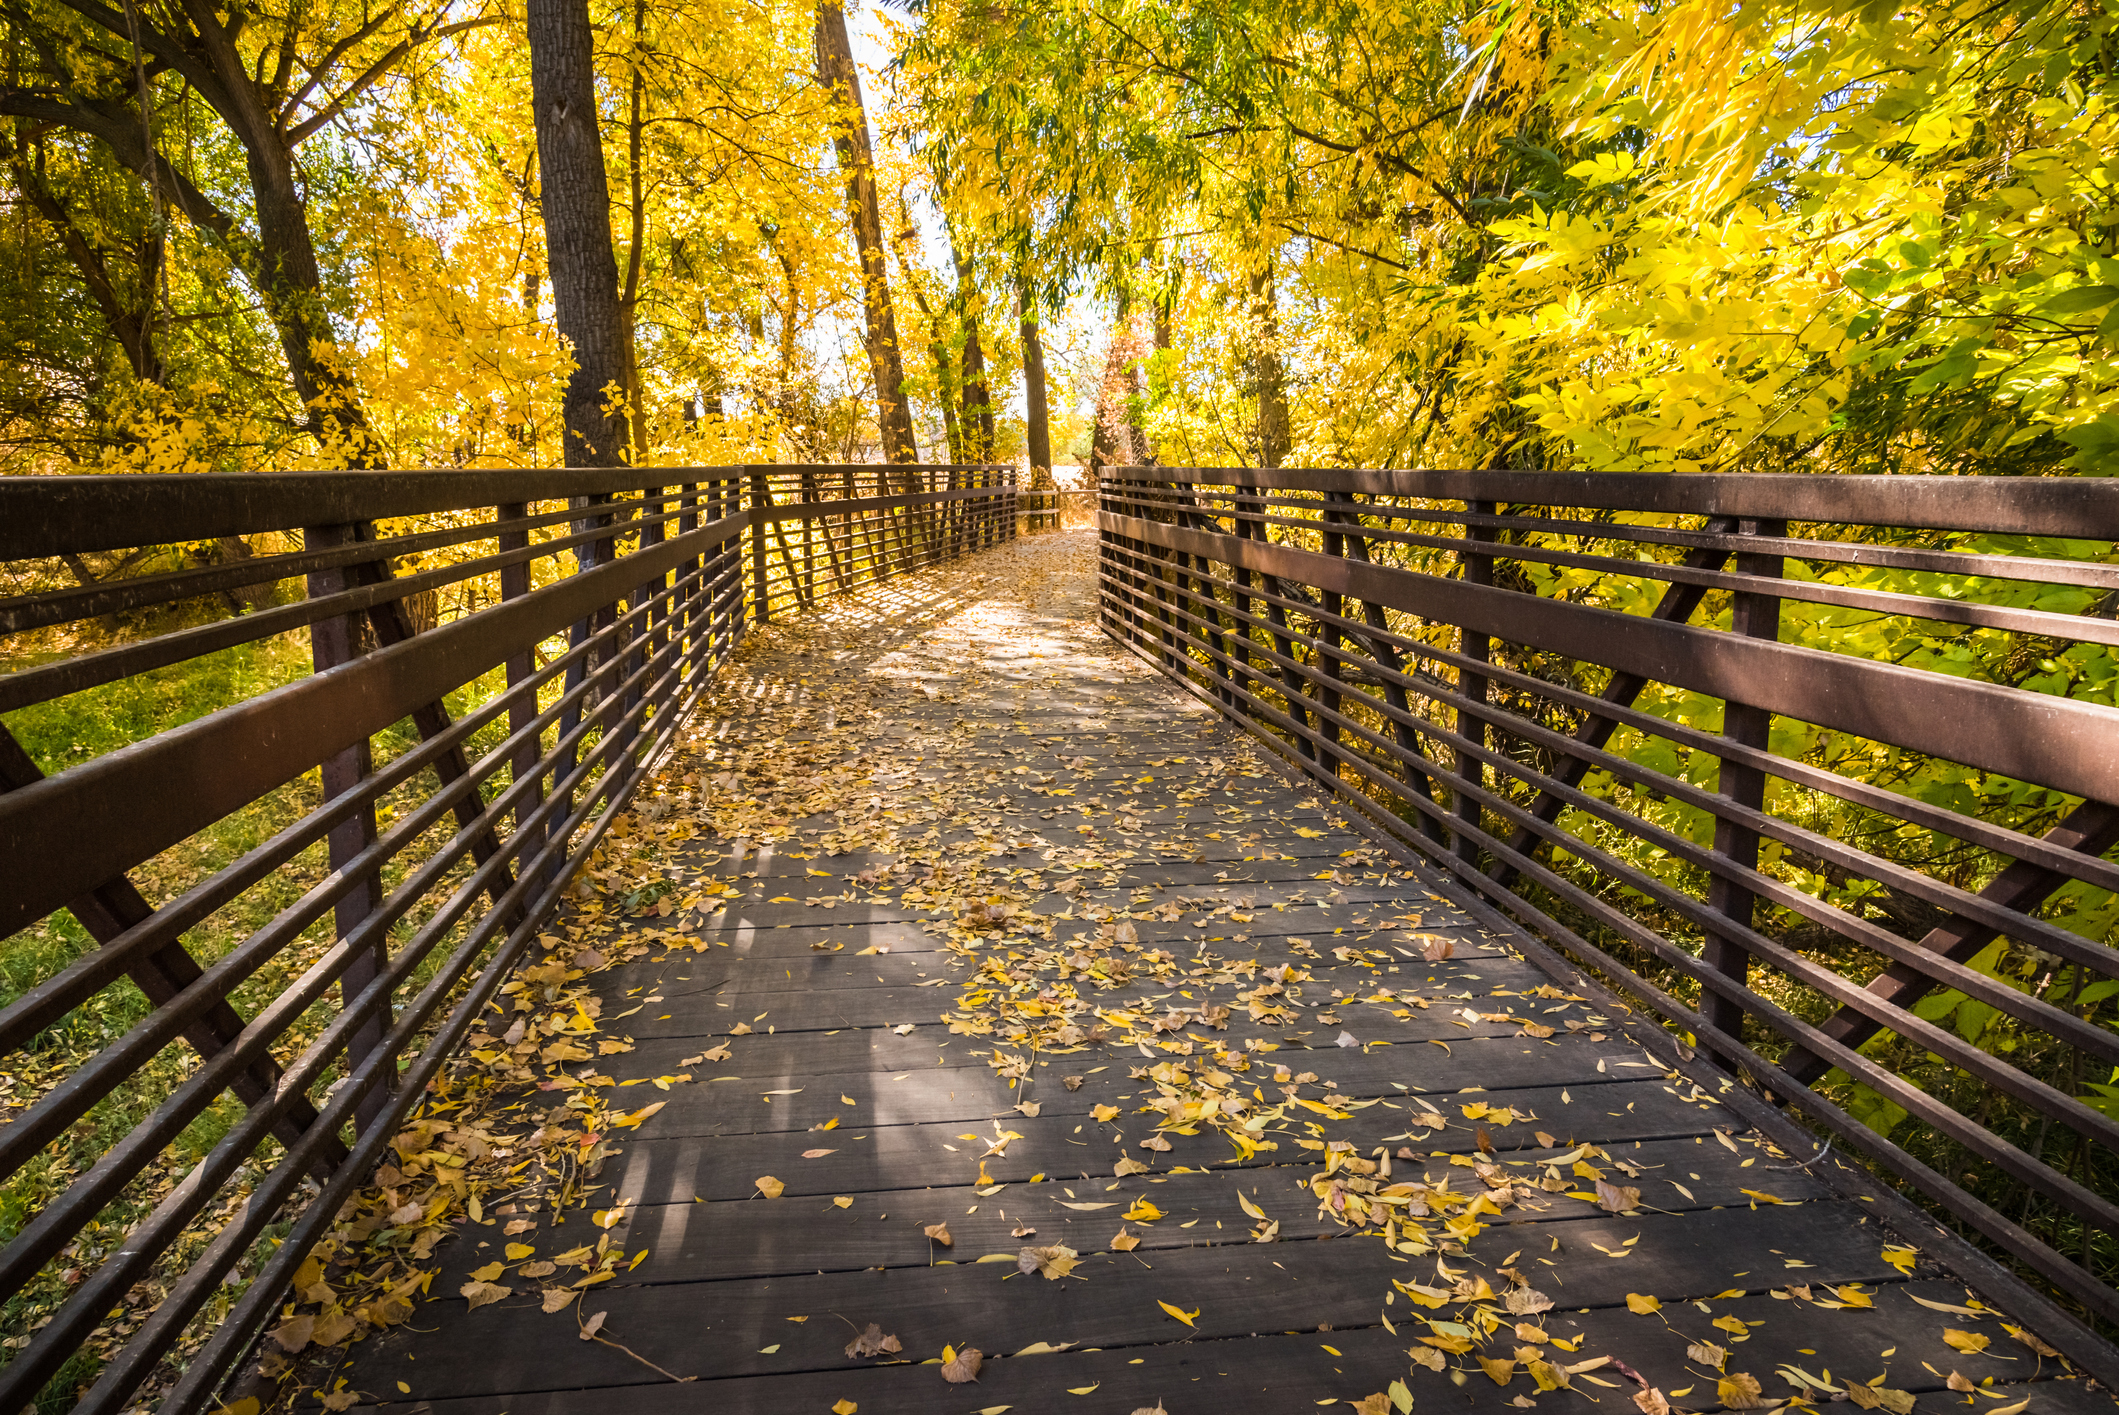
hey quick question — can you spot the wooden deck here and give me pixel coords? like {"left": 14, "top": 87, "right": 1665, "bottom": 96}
{"left": 330, "top": 533, "right": 2106, "bottom": 1415}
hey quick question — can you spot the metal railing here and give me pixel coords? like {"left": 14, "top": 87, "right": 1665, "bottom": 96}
{"left": 0, "top": 463, "right": 1012, "bottom": 1413}
{"left": 1096, "top": 466, "right": 2119, "bottom": 1376}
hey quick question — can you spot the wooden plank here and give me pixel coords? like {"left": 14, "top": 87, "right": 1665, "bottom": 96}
{"left": 336, "top": 1203, "right": 1895, "bottom": 1402}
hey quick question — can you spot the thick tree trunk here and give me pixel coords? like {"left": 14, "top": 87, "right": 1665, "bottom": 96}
{"left": 1019, "top": 284, "right": 1052, "bottom": 487}
{"left": 814, "top": 0, "right": 918, "bottom": 465}
{"left": 1250, "top": 262, "right": 1290, "bottom": 469}
{"left": 529, "top": 0, "right": 629, "bottom": 469}
{"left": 618, "top": 0, "right": 651, "bottom": 464}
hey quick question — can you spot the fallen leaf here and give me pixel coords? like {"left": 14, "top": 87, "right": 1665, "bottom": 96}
{"left": 845, "top": 1323, "right": 903, "bottom": 1358}
{"left": 1114, "top": 1157, "right": 1150, "bottom": 1177}
{"left": 461, "top": 1280, "right": 511, "bottom": 1311}
{"left": 834, "top": 1402, "right": 858, "bottom": 1415}
{"left": 1504, "top": 1289, "right": 1555, "bottom": 1315}
{"left": 942, "top": 1347, "right": 985, "bottom": 1383}
{"left": 271, "top": 1316, "right": 314, "bottom": 1353}
{"left": 1716, "top": 1373, "right": 1767, "bottom": 1409}
{"left": 1017, "top": 1101, "right": 1042, "bottom": 1117}
{"left": 925, "top": 1221, "right": 955, "bottom": 1247}
{"left": 1349, "top": 1396, "right": 1391, "bottom": 1415}
{"left": 1845, "top": 1383, "right": 1915, "bottom": 1414}
{"left": 1091, "top": 1104, "right": 1121, "bottom": 1122}
{"left": 1111, "top": 1227, "right": 1140, "bottom": 1252}
{"left": 1019, "top": 1244, "right": 1080, "bottom": 1279}
{"left": 1943, "top": 1329, "right": 1990, "bottom": 1355}
{"left": 1688, "top": 1342, "right": 1727, "bottom": 1369}
{"left": 580, "top": 1311, "right": 607, "bottom": 1341}
{"left": 1157, "top": 1300, "right": 1200, "bottom": 1328}
{"left": 1480, "top": 1357, "right": 1517, "bottom": 1387}
{"left": 1635, "top": 1389, "right": 1672, "bottom": 1415}
{"left": 1626, "top": 1293, "right": 1663, "bottom": 1315}
{"left": 1595, "top": 1179, "right": 1643, "bottom": 1213}
{"left": 803, "top": 1148, "right": 838, "bottom": 1159}
{"left": 833, "top": 1196, "right": 853, "bottom": 1209}
{"left": 755, "top": 1176, "right": 785, "bottom": 1199}
{"left": 541, "top": 1289, "right": 575, "bottom": 1314}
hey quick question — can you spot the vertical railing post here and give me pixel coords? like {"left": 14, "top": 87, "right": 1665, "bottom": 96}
{"left": 497, "top": 502, "right": 549, "bottom": 885}
{"left": 1701, "top": 516, "right": 1785, "bottom": 1063}
{"left": 748, "top": 466, "right": 770, "bottom": 623}
{"left": 1455, "top": 499, "right": 1495, "bottom": 865}
{"left": 304, "top": 522, "right": 391, "bottom": 1134}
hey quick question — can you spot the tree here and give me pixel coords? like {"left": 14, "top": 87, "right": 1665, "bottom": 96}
{"left": 814, "top": 0, "right": 918, "bottom": 463}
{"left": 528, "top": 0, "right": 628, "bottom": 468}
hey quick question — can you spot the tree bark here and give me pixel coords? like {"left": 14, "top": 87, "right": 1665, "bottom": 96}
{"left": 1019, "top": 283, "right": 1052, "bottom": 487}
{"left": 529, "top": 0, "right": 629, "bottom": 469}
{"left": 618, "top": 0, "right": 651, "bottom": 464}
{"left": 814, "top": 0, "right": 918, "bottom": 465}
{"left": 944, "top": 220, "right": 994, "bottom": 462}
{"left": 1250, "top": 262, "right": 1290, "bottom": 469}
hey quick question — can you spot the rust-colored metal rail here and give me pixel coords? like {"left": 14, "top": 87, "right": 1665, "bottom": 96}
{"left": 1095, "top": 466, "right": 2119, "bottom": 1376}
{"left": 0, "top": 463, "right": 1012, "bottom": 1414}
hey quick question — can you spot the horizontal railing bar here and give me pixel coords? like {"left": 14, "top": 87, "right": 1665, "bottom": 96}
{"left": 1143, "top": 496, "right": 2119, "bottom": 648}
{"left": 0, "top": 496, "right": 696, "bottom": 716}
{"left": 1109, "top": 465, "right": 2119, "bottom": 540}
{"left": 1110, "top": 540, "right": 2119, "bottom": 982}
{"left": 1106, "top": 509, "right": 2119, "bottom": 807}
{"left": 0, "top": 509, "right": 743, "bottom": 937}
{"left": 1187, "top": 549, "right": 2119, "bottom": 901}
{"left": 1106, "top": 482, "right": 2119, "bottom": 591}
{"left": 0, "top": 497, "right": 604, "bottom": 635}
{"left": 0, "top": 467, "right": 742, "bottom": 558}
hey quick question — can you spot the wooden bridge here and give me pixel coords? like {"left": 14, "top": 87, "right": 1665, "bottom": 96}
{"left": 0, "top": 467, "right": 2114, "bottom": 1414}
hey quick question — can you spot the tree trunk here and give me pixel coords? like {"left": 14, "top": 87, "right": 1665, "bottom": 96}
{"left": 1019, "top": 283, "right": 1052, "bottom": 488}
{"left": 529, "top": 0, "right": 629, "bottom": 469}
{"left": 814, "top": 0, "right": 918, "bottom": 465}
{"left": 944, "top": 223, "right": 994, "bottom": 462}
{"left": 618, "top": 0, "right": 651, "bottom": 464}
{"left": 1089, "top": 286, "right": 1132, "bottom": 479}
{"left": 1250, "top": 262, "right": 1290, "bottom": 469}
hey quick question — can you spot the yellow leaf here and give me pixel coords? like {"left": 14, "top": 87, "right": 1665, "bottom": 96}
{"left": 1626, "top": 1293, "right": 1662, "bottom": 1315}
{"left": 833, "top": 1401, "right": 858, "bottom": 1414}
{"left": 1239, "top": 1192, "right": 1268, "bottom": 1221}
{"left": 1158, "top": 1300, "right": 1200, "bottom": 1327}
{"left": 1066, "top": 1386, "right": 1099, "bottom": 1395}
{"left": 1091, "top": 1104, "right": 1121, "bottom": 1122}
{"left": 1942, "top": 1329, "right": 1990, "bottom": 1355}
{"left": 1123, "top": 1200, "right": 1163, "bottom": 1221}
{"left": 755, "top": 1176, "right": 785, "bottom": 1199}
{"left": 504, "top": 1243, "right": 536, "bottom": 1260}
{"left": 1881, "top": 1245, "right": 1917, "bottom": 1275}
{"left": 833, "top": 1196, "right": 853, "bottom": 1209}
{"left": 469, "top": 1261, "right": 505, "bottom": 1282}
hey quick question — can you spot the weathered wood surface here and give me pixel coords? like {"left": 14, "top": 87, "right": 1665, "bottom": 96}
{"left": 330, "top": 535, "right": 2104, "bottom": 1415}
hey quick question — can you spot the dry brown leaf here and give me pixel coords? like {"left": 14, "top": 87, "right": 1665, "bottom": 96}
{"left": 1111, "top": 1227, "right": 1140, "bottom": 1252}
{"left": 1480, "top": 1357, "right": 1517, "bottom": 1387}
{"left": 924, "top": 1221, "right": 954, "bottom": 1247}
{"left": 271, "top": 1316, "right": 314, "bottom": 1353}
{"left": 845, "top": 1323, "right": 902, "bottom": 1358}
{"left": 461, "top": 1280, "right": 511, "bottom": 1311}
{"left": 941, "top": 1346, "right": 984, "bottom": 1383}
{"left": 1410, "top": 1346, "right": 1446, "bottom": 1373}
{"left": 1504, "top": 1288, "right": 1555, "bottom": 1315}
{"left": 1114, "top": 1157, "right": 1151, "bottom": 1177}
{"left": 1634, "top": 1389, "right": 1672, "bottom": 1415}
{"left": 1350, "top": 1396, "right": 1392, "bottom": 1415}
{"left": 578, "top": 1311, "right": 606, "bottom": 1341}
{"left": 1420, "top": 935, "right": 1454, "bottom": 962}
{"left": 541, "top": 1288, "right": 576, "bottom": 1314}
{"left": 1596, "top": 1179, "right": 1644, "bottom": 1213}
{"left": 1687, "top": 1343, "right": 1728, "bottom": 1369}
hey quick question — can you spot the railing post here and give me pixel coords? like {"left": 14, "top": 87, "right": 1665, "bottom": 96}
{"left": 497, "top": 502, "right": 549, "bottom": 885}
{"left": 1700, "top": 516, "right": 1785, "bottom": 1064}
{"left": 304, "top": 522, "right": 391, "bottom": 1134}
{"left": 1454, "top": 499, "right": 1495, "bottom": 864}
{"left": 748, "top": 466, "right": 770, "bottom": 623}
